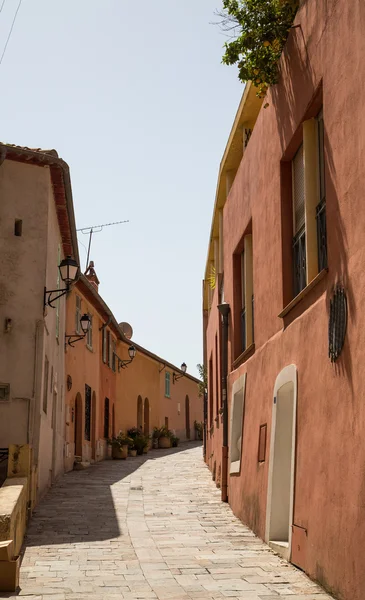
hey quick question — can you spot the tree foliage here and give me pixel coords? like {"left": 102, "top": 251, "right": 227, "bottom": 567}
{"left": 197, "top": 363, "right": 207, "bottom": 397}
{"left": 218, "top": 0, "right": 298, "bottom": 96}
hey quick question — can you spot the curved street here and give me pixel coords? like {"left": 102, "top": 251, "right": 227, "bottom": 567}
{"left": 5, "top": 444, "right": 331, "bottom": 600}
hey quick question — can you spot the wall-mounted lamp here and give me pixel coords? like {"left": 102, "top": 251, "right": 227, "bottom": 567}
{"left": 118, "top": 345, "right": 137, "bottom": 370}
{"left": 65, "top": 313, "right": 91, "bottom": 347}
{"left": 173, "top": 362, "right": 187, "bottom": 383}
{"left": 44, "top": 256, "right": 79, "bottom": 308}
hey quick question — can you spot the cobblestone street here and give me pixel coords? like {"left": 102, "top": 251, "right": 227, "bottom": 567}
{"left": 3, "top": 444, "right": 332, "bottom": 600}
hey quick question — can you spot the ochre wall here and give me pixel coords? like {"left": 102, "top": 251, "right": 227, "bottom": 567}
{"left": 159, "top": 368, "right": 203, "bottom": 442}
{"left": 205, "top": 2, "right": 365, "bottom": 599}
{"left": 115, "top": 342, "right": 160, "bottom": 436}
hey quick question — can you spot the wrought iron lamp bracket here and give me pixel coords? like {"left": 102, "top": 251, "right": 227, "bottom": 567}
{"left": 65, "top": 333, "right": 86, "bottom": 348}
{"left": 44, "top": 286, "right": 69, "bottom": 309}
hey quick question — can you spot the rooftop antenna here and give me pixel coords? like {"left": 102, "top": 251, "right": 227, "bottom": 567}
{"left": 77, "top": 219, "right": 129, "bottom": 271}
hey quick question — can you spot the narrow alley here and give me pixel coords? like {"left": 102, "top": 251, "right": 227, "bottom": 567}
{"left": 2, "top": 444, "right": 331, "bottom": 600}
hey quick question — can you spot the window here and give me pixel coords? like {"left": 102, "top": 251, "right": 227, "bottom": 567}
{"left": 75, "top": 295, "right": 81, "bottom": 333}
{"left": 43, "top": 356, "right": 49, "bottom": 413}
{"left": 229, "top": 374, "right": 246, "bottom": 474}
{"left": 104, "top": 398, "right": 110, "bottom": 438}
{"left": 112, "top": 339, "right": 116, "bottom": 372}
{"left": 290, "top": 109, "right": 327, "bottom": 300}
{"left": 165, "top": 372, "right": 171, "bottom": 398}
{"left": 102, "top": 327, "right": 107, "bottom": 363}
{"left": 208, "top": 357, "right": 213, "bottom": 427}
{"left": 108, "top": 332, "right": 113, "bottom": 369}
{"left": 258, "top": 424, "right": 267, "bottom": 463}
{"left": 316, "top": 109, "right": 327, "bottom": 271}
{"left": 292, "top": 144, "right": 306, "bottom": 296}
{"left": 56, "top": 245, "right": 61, "bottom": 339}
{"left": 85, "top": 384, "right": 91, "bottom": 441}
{"left": 240, "top": 251, "right": 246, "bottom": 353}
{"left": 215, "top": 334, "right": 219, "bottom": 423}
{"left": 235, "top": 233, "right": 254, "bottom": 358}
{"left": 86, "top": 314, "right": 93, "bottom": 349}
{"left": 14, "top": 219, "right": 22, "bottom": 236}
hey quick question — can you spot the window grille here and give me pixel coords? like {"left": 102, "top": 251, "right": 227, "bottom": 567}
{"left": 85, "top": 384, "right": 91, "bottom": 441}
{"left": 104, "top": 398, "right": 110, "bottom": 438}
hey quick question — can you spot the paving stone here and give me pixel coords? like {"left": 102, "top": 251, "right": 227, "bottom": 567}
{"left": 5, "top": 443, "right": 333, "bottom": 600}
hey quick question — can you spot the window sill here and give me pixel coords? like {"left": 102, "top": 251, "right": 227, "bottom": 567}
{"left": 279, "top": 268, "right": 328, "bottom": 318}
{"left": 233, "top": 343, "right": 255, "bottom": 370}
{"left": 165, "top": 395, "right": 170, "bottom": 399}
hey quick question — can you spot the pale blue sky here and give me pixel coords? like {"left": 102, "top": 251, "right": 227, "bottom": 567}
{"left": 0, "top": 0, "right": 243, "bottom": 378}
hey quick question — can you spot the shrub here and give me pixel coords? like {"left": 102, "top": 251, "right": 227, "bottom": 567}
{"left": 171, "top": 435, "right": 179, "bottom": 448}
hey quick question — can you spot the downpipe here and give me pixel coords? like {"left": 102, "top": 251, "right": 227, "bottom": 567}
{"left": 218, "top": 302, "right": 230, "bottom": 503}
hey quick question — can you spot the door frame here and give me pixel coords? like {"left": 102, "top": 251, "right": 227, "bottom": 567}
{"left": 265, "top": 364, "right": 297, "bottom": 560}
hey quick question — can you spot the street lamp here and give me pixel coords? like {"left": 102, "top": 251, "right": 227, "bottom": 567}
{"left": 173, "top": 362, "right": 187, "bottom": 383}
{"left": 118, "top": 345, "right": 137, "bottom": 370}
{"left": 65, "top": 313, "right": 91, "bottom": 347}
{"left": 44, "top": 256, "right": 79, "bottom": 308}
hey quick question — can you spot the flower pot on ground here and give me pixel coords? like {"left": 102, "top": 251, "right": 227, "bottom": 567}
{"left": 171, "top": 435, "right": 179, "bottom": 448}
{"left": 112, "top": 445, "right": 128, "bottom": 459}
{"left": 159, "top": 436, "right": 171, "bottom": 449}
{"left": 133, "top": 434, "right": 149, "bottom": 456}
{"left": 129, "top": 449, "right": 137, "bottom": 457}
{"left": 152, "top": 426, "right": 160, "bottom": 448}
{"left": 194, "top": 420, "right": 203, "bottom": 441}
{"left": 108, "top": 432, "right": 133, "bottom": 460}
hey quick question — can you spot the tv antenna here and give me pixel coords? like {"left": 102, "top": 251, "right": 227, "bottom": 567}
{"left": 77, "top": 219, "right": 129, "bottom": 271}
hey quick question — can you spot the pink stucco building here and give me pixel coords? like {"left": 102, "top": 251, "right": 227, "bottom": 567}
{"left": 203, "top": 2, "right": 365, "bottom": 600}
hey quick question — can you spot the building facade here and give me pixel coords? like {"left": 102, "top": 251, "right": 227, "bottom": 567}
{"left": 64, "top": 271, "right": 120, "bottom": 471}
{"left": 203, "top": 2, "right": 365, "bottom": 600}
{"left": 0, "top": 144, "right": 79, "bottom": 501}
{"left": 65, "top": 266, "right": 203, "bottom": 467}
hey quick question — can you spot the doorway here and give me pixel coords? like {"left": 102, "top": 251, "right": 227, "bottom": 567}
{"left": 74, "top": 393, "right": 83, "bottom": 458}
{"left": 266, "top": 365, "right": 297, "bottom": 560}
{"left": 185, "top": 395, "right": 190, "bottom": 439}
{"left": 51, "top": 390, "right": 58, "bottom": 482}
{"left": 137, "top": 395, "right": 143, "bottom": 431}
{"left": 144, "top": 398, "right": 150, "bottom": 436}
{"left": 91, "top": 392, "right": 97, "bottom": 460}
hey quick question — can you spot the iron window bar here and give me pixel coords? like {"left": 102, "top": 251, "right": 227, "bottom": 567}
{"left": 240, "top": 307, "right": 246, "bottom": 353}
{"left": 293, "top": 226, "right": 307, "bottom": 297}
{"left": 316, "top": 199, "right": 327, "bottom": 271}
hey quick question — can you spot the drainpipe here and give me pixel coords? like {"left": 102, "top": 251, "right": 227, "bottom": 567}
{"left": 218, "top": 302, "right": 230, "bottom": 503}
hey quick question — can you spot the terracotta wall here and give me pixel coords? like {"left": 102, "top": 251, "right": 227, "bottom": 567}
{"left": 204, "top": 2, "right": 365, "bottom": 599}
{"left": 64, "top": 283, "right": 118, "bottom": 470}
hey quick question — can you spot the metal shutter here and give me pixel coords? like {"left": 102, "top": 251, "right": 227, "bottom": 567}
{"left": 292, "top": 144, "right": 305, "bottom": 233}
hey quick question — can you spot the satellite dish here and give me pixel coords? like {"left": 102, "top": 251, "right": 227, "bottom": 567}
{"left": 119, "top": 322, "right": 133, "bottom": 340}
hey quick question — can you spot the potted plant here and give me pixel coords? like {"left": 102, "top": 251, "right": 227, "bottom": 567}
{"left": 133, "top": 434, "right": 149, "bottom": 456}
{"left": 194, "top": 420, "right": 203, "bottom": 441}
{"left": 127, "top": 427, "right": 141, "bottom": 456}
{"left": 152, "top": 426, "right": 160, "bottom": 449}
{"left": 171, "top": 434, "right": 179, "bottom": 448}
{"left": 108, "top": 432, "right": 132, "bottom": 459}
{"left": 158, "top": 426, "right": 172, "bottom": 449}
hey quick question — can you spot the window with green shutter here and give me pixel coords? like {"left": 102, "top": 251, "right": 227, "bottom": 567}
{"left": 165, "top": 372, "right": 171, "bottom": 398}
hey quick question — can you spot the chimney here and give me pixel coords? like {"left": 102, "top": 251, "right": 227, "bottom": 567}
{"left": 85, "top": 261, "right": 100, "bottom": 292}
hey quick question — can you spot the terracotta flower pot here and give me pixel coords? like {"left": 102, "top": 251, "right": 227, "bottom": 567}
{"left": 158, "top": 436, "right": 171, "bottom": 449}
{"left": 129, "top": 449, "right": 137, "bottom": 457}
{"left": 112, "top": 444, "right": 128, "bottom": 460}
